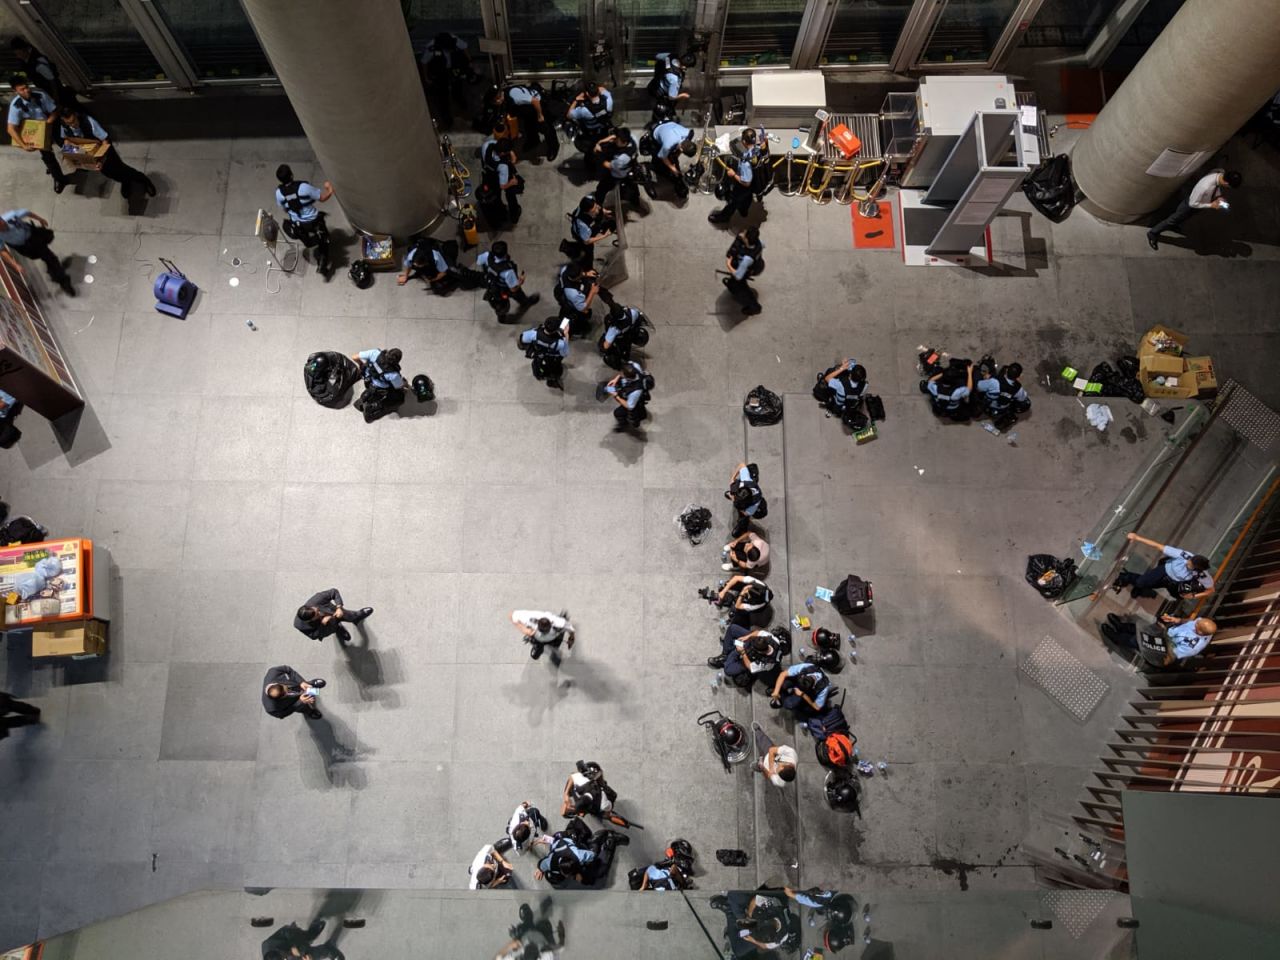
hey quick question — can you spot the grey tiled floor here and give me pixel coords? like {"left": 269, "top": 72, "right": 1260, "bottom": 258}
{"left": 0, "top": 110, "right": 1277, "bottom": 952}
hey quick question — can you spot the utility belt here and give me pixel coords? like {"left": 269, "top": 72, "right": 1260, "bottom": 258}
{"left": 282, "top": 212, "right": 326, "bottom": 245}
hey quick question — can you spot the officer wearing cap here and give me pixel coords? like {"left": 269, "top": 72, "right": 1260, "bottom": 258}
{"left": 566, "top": 80, "right": 614, "bottom": 174}
{"left": 709, "top": 133, "right": 756, "bottom": 224}
{"left": 6, "top": 77, "right": 67, "bottom": 193}
{"left": 603, "top": 360, "right": 654, "bottom": 432}
{"left": 274, "top": 163, "right": 335, "bottom": 279}
{"left": 650, "top": 116, "right": 696, "bottom": 201}
{"left": 479, "top": 136, "right": 523, "bottom": 227}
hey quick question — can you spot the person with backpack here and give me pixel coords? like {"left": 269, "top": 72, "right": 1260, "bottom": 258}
{"left": 351, "top": 346, "right": 406, "bottom": 422}
{"left": 519, "top": 317, "right": 569, "bottom": 390}
{"left": 648, "top": 52, "right": 690, "bottom": 109}
{"left": 602, "top": 360, "right": 653, "bottom": 432}
{"left": 975, "top": 360, "right": 1031, "bottom": 428}
{"left": 813, "top": 358, "right": 869, "bottom": 426}
{"left": 552, "top": 262, "right": 600, "bottom": 336}
{"left": 468, "top": 843, "right": 514, "bottom": 889}
{"left": 559, "top": 760, "right": 637, "bottom": 829}
{"left": 565, "top": 81, "right": 614, "bottom": 174}
{"left": 563, "top": 195, "right": 615, "bottom": 268}
{"left": 478, "top": 135, "right": 523, "bottom": 227}
{"left": 598, "top": 301, "right": 648, "bottom": 370}
{"left": 500, "top": 800, "right": 550, "bottom": 857}
{"left": 638, "top": 859, "right": 690, "bottom": 891}
{"left": 274, "top": 163, "right": 335, "bottom": 279}
{"left": 769, "top": 662, "right": 831, "bottom": 717}
{"left": 477, "top": 240, "right": 540, "bottom": 320}
{"left": 726, "top": 461, "right": 768, "bottom": 537}
{"left": 510, "top": 608, "right": 575, "bottom": 666}
{"left": 924, "top": 360, "right": 973, "bottom": 421}
{"left": 57, "top": 102, "right": 155, "bottom": 200}
{"left": 708, "top": 138, "right": 755, "bottom": 226}
{"left": 11, "top": 37, "right": 73, "bottom": 105}
{"left": 722, "top": 226, "right": 764, "bottom": 316}
{"left": 534, "top": 817, "right": 629, "bottom": 887}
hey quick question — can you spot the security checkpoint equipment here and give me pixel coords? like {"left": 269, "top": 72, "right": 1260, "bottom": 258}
{"left": 152, "top": 259, "right": 198, "bottom": 318}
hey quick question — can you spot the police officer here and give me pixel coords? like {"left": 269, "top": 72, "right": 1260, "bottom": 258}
{"left": 639, "top": 860, "right": 689, "bottom": 891}
{"left": 815, "top": 359, "right": 868, "bottom": 422}
{"left": 58, "top": 103, "right": 155, "bottom": 199}
{"left": 650, "top": 115, "right": 696, "bottom": 201}
{"left": 419, "top": 31, "right": 476, "bottom": 130}
{"left": 398, "top": 236, "right": 454, "bottom": 293}
{"left": 592, "top": 127, "right": 639, "bottom": 205}
{"left": 534, "top": 819, "right": 629, "bottom": 887}
{"left": 648, "top": 52, "right": 690, "bottom": 108}
{"left": 723, "top": 226, "right": 764, "bottom": 316}
{"left": 925, "top": 362, "right": 973, "bottom": 421}
{"left": 977, "top": 361, "right": 1031, "bottom": 429}
{"left": 274, "top": 164, "right": 336, "bottom": 279}
{"left": 554, "top": 262, "right": 600, "bottom": 336}
{"left": 487, "top": 82, "right": 547, "bottom": 151}
{"left": 708, "top": 134, "right": 755, "bottom": 224}
{"left": 563, "top": 195, "right": 615, "bottom": 267}
{"left": 598, "top": 301, "right": 648, "bottom": 370}
{"left": 1115, "top": 532, "right": 1215, "bottom": 600}
{"left": 603, "top": 360, "right": 654, "bottom": 432}
{"left": 476, "top": 240, "right": 539, "bottom": 321}
{"left": 0, "top": 207, "right": 73, "bottom": 295}
{"left": 519, "top": 316, "right": 569, "bottom": 390}
{"left": 566, "top": 80, "right": 614, "bottom": 174}
{"left": 6, "top": 77, "right": 68, "bottom": 193}
{"left": 479, "top": 136, "right": 523, "bottom": 227}
{"left": 351, "top": 347, "right": 406, "bottom": 422}
{"left": 769, "top": 662, "right": 831, "bottom": 717}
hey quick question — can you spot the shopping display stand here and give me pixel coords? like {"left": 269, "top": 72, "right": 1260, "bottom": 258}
{"left": 0, "top": 538, "right": 111, "bottom": 658}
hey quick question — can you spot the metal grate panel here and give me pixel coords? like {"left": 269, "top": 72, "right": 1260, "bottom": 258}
{"left": 823, "top": 112, "right": 883, "bottom": 160}
{"left": 1040, "top": 889, "right": 1120, "bottom": 939}
{"left": 1022, "top": 637, "right": 1110, "bottom": 722}
{"left": 1218, "top": 380, "right": 1280, "bottom": 457}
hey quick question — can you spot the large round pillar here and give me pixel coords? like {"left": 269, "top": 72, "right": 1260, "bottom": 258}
{"left": 241, "top": 0, "right": 446, "bottom": 236}
{"left": 1072, "top": 0, "right": 1280, "bottom": 223}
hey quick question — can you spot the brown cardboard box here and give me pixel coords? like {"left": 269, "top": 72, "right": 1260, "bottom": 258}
{"left": 32, "top": 618, "right": 108, "bottom": 658}
{"left": 17, "top": 118, "right": 53, "bottom": 150}
{"left": 1138, "top": 326, "right": 1189, "bottom": 361}
{"left": 60, "top": 136, "right": 109, "bottom": 170}
{"left": 1185, "top": 355, "right": 1218, "bottom": 396}
{"left": 1143, "top": 354, "right": 1184, "bottom": 377}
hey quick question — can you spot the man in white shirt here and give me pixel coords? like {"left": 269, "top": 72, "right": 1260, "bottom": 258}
{"left": 1148, "top": 168, "right": 1242, "bottom": 249}
{"left": 501, "top": 800, "right": 549, "bottom": 856}
{"left": 511, "top": 609, "right": 575, "bottom": 666}
{"left": 751, "top": 721, "right": 797, "bottom": 786}
{"left": 468, "top": 843, "right": 513, "bottom": 889}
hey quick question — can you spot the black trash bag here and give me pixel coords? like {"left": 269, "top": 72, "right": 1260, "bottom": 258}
{"left": 0, "top": 515, "right": 48, "bottom": 545}
{"left": 1022, "top": 154, "right": 1076, "bottom": 223}
{"left": 676, "top": 504, "right": 713, "bottom": 544}
{"left": 743, "top": 385, "right": 783, "bottom": 426}
{"left": 304, "top": 351, "right": 360, "bottom": 408}
{"left": 1026, "top": 554, "right": 1077, "bottom": 600}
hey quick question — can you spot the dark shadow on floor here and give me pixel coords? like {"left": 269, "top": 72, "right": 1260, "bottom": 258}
{"left": 339, "top": 624, "right": 403, "bottom": 708}
{"left": 300, "top": 711, "right": 370, "bottom": 790}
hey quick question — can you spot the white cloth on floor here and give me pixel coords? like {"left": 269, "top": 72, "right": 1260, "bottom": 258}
{"left": 1086, "top": 403, "right": 1113, "bottom": 431}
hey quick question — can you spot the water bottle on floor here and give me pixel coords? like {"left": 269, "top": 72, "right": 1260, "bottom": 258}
{"left": 982, "top": 423, "right": 1000, "bottom": 436}
{"left": 709, "top": 670, "right": 723, "bottom": 690}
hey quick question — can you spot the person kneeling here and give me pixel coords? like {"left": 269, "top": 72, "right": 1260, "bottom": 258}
{"left": 352, "top": 347, "right": 406, "bottom": 423}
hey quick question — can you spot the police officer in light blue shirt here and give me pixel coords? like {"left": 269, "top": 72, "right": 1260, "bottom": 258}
{"left": 0, "top": 386, "right": 21, "bottom": 445}
{"left": 476, "top": 240, "right": 539, "bottom": 318}
{"left": 1116, "top": 532, "right": 1215, "bottom": 599}
{"left": 486, "top": 82, "right": 545, "bottom": 151}
{"left": 6, "top": 77, "right": 67, "bottom": 192}
{"left": 59, "top": 103, "right": 155, "bottom": 199}
{"left": 926, "top": 361, "right": 973, "bottom": 421}
{"left": 639, "top": 861, "right": 687, "bottom": 891}
{"left": 275, "top": 163, "right": 335, "bottom": 278}
{"left": 350, "top": 347, "right": 406, "bottom": 422}
{"left": 650, "top": 52, "right": 689, "bottom": 106}
{"left": 520, "top": 317, "right": 569, "bottom": 390}
{"left": 650, "top": 118, "right": 695, "bottom": 200}
{"left": 604, "top": 360, "right": 653, "bottom": 432}
{"left": 708, "top": 132, "right": 756, "bottom": 224}
{"left": 479, "top": 135, "right": 522, "bottom": 225}
{"left": 723, "top": 226, "right": 764, "bottom": 316}
{"left": 566, "top": 81, "right": 613, "bottom": 172}
{"left": 0, "top": 207, "right": 73, "bottom": 293}
{"left": 592, "top": 128, "right": 639, "bottom": 205}
{"left": 1101, "top": 612, "right": 1217, "bottom": 664}
{"left": 769, "top": 662, "right": 831, "bottom": 716}
{"left": 598, "top": 301, "right": 647, "bottom": 369}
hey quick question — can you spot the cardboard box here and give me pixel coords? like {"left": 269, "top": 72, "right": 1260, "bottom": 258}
{"left": 32, "top": 618, "right": 107, "bottom": 658}
{"left": 1138, "top": 326, "right": 1189, "bottom": 360}
{"left": 60, "top": 136, "right": 109, "bottom": 170}
{"left": 1185, "top": 355, "right": 1218, "bottom": 396}
{"left": 1142, "top": 353, "right": 1184, "bottom": 377}
{"left": 1136, "top": 325, "right": 1216, "bottom": 399}
{"left": 17, "top": 118, "right": 52, "bottom": 150}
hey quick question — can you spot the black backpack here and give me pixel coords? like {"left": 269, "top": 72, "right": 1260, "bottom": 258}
{"left": 744, "top": 385, "right": 783, "bottom": 425}
{"left": 832, "top": 575, "right": 873, "bottom": 615}
{"left": 0, "top": 515, "right": 47, "bottom": 544}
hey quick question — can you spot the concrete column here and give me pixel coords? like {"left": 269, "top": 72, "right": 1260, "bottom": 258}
{"left": 240, "top": 0, "right": 445, "bottom": 237}
{"left": 1072, "top": 0, "right": 1280, "bottom": 223}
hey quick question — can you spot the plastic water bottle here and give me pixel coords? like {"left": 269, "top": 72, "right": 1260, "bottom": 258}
{"left": 1006, "top": 431, "right": 1018, "bottom": 445}
{"left": 877, "top": 759, "right": 888, "bottom": 775}
{"left": 709, "top": 670, "right": 723, "bottom": 690}
{"left": 805, "top": 595, "right": 815, "bottom": 613}
{"left": 982, "top": 422, "right": 1000, "bottom": 436}
{"left": 863, "top": 904, "right": 871, "bottom": 923}
{"left": 244, "top": 319, "right": 257, "bottom": 331}
{"left": 848, "top": 634, "right": 857, "bottom": 648}
{"left": 863, "top": 927, "right": 872, "bottom": 945}
{"left": 848, "top": 648, "right": 858, "bottom": 664}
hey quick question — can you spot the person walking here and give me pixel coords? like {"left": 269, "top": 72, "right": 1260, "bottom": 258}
{"left": 722, "top": 227, "right": 764, "bottom": 316}
{"left": 262, "top": 666, "right": 326, "bottom": 721}
{"left": 58, "top": 103, "right": 155, "bottom": 199}
{"left": 511, "top": 609, "right": 575, "bottom": 666}
{"left": 6, "top": 77, "right": 68, "bottom": 193}
{"left": 294, "top": 588, "right": 373, "bottom": 644}
{"left": 0, "top": 691, "right": 41, "bottom": 740}
{"left": 518, "top": 317, "right": 569, "bottom": 390}
{"left": 602, "top": 360, "right": 653, "bottom": 432}
{"left": 275, "top": 163, "right": 336, "bottom": 279}
{"left": 1147, "top": 169, "right": 1242, "bottom": 250}
{"left": 0, "top": 207, "right": 74, "bottom": 295}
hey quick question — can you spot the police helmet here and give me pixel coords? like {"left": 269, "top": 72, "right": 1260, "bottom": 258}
{"left": 825, "top": 925, "right": 857, "bottom": 952}
{"left": 576, "top": 759, "right": 603, "bottom": 780}
{"left": 650, "top": 101, "right": 674, "bottom": 122}
{"left": 827, "top": 893, "right": 857, "bottom": 926}
{"left": 412, "top": 374, "right": 434, "bottom": 403}
{"left": 824, "top": 771, "right": 860, "bottom": 810}
{"left": 348, "top": 261, "right": 373, "bottom": 289}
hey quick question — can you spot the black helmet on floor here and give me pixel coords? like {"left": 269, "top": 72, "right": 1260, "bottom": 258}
{"left": 412, "top": 374, "right": 434, "bottom": 402}
{"left": 825, "top": 773, "right": 860, "bottom": 812}
{"left": 349, "top": 261, "right": 373, "bottom": 289}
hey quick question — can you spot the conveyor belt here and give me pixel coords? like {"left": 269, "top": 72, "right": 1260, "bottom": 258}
{"left": 822, "top": 112, "right": 883, "bottom": 160}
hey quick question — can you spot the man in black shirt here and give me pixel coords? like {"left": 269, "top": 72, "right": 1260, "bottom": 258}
{"left": 294, "top": 588, "right": 373, "bottom": 644}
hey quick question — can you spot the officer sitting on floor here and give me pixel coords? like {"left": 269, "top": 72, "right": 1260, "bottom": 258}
{"left": 554, "top": 262, "right": 600, "bottom": 336}
{"left": 275, "top": 164, "right": 336, "bottom": 279}
{"left": 566, "top": 80, "right": 614, "bottom": 174}
{"left": 1101, "top": 612, "right": 1218, "bottom": 668}
{"left": 814, "top": 358, "right": 869, "bottom": 426}
{"left": 561, "top": 760, "right": 619, "bottom": 821}
{"left": 351, "top": 347, "right": 406, "bottom": 422}
{"left": 638, "top": 859, "right": 690, "bottom": 891}
{"left": 603, "top": 360, "right": 654, "bottom": 432}
{"left": 924, "top": 360, "right": 973, "bottom": 421}
{"left": 649, "top": 114, "right": 696, "bottom": 200}
{"left": 477, "top": 240, "right": 539, "bottom": 320}
{"left": 598, "top": 301, "right": 649, "bottom": 370}
{"left": 769, "top": 662, "right": 832, "bottom": 717}
{"left": 976, "top": 361, "right": 1031, "bottom": 429}
{"left": 723, "top": 226, "right": 764, "bottom": 316}
{"left": 519, "top": 316, "right": 569, "bottom": 390}
{"left": 705, "top": 574, "right": 773, "bottom": 623}
{"left": 714, "top": 624, "right": 785, "bottom": 683}
{"left": 535, "top": 818, "right": 628, "bottom": 888}
{"left": 397, "top": 236, "right": 477, "bottom": 294}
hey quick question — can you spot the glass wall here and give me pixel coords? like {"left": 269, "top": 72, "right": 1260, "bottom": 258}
{"left": 625, "top": 0, "right": 692, "bottom": 70}
{"left": 155, "top": 0, "right": 272, "bottom": 80}
{"left": 40, "top": 0, "right": 165, "bottom": 81}
{"left": 821, "top": 0, "right": 916, "bottom": 66}
{"left": 917, "top": 0, "right": 1021, "bottom": 63}
{"left": 720, "top": 0, "right": 806, "bottom": 67}
{"left": 505, "top": 0, "right": 584, "bottom": 72}
{"left": 406, "top": 0, "right": 486, "bottom": 59}
{"left": 1021, "top": 0, "right": 1126, "bottom": 48}
{"left": 1119, "top": 0, "right": 1184, "bottom": 48}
